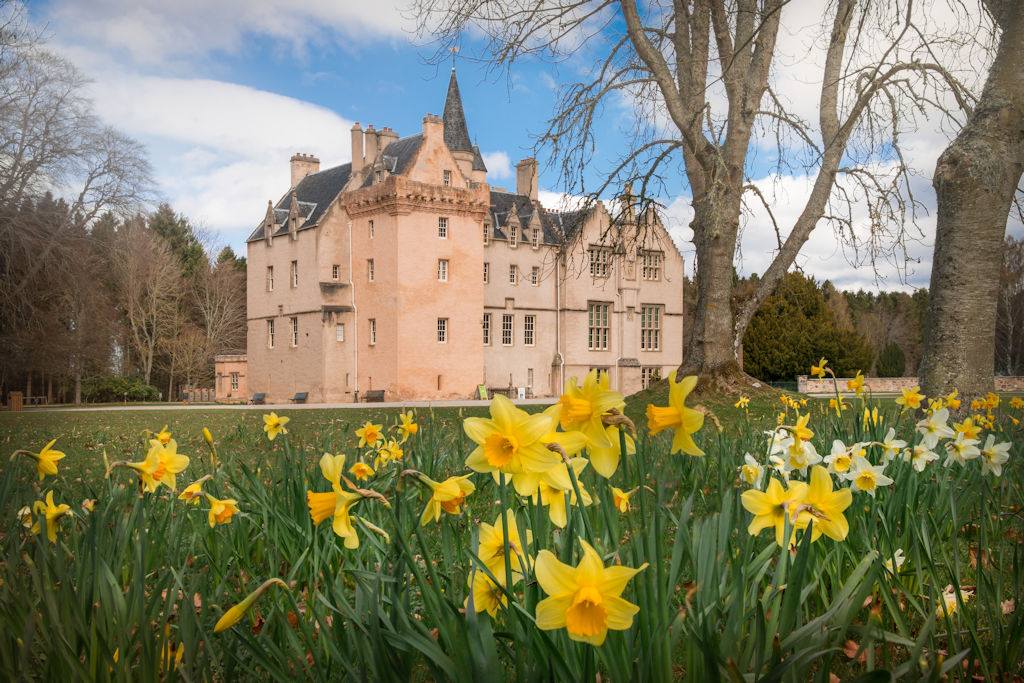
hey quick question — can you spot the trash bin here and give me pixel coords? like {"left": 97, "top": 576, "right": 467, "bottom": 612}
{"left": 8, "top": 391, "right": 23, "bottom": 411}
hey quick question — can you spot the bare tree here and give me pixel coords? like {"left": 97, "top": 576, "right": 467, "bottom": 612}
{"left": 919, "top": 1, "right": 1024, "bottom": 398}
{"left": 195, "top": 264, "right": 246, "bottom": 356}
{"left": 412, "top": 0, "right": 981, "bottom": 384}
{"left": 994, "top": 236, "right": 1024, "bottom": 376}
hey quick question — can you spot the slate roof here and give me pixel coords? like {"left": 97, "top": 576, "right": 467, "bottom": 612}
{"left": 360, "top": 134, "right": 424, "bottom": 189}
{"left": 247, "top": 163, "right": 351, "bottom": 241}
{"left": 471, "top": 144, "right": 487, "bottom": 172}
{"left": 443, "top": 69, "right": 473, "bottom": 153}
{"left": 489, "top": 190, "right": 587, "bottom": 245}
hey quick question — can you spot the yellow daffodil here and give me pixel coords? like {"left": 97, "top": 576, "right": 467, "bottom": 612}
{"left": 740, "top": 453, "right": 765, "bottom": 488}
{"left": 581, "top": 423, "right": 634, "bottom": 479}
{"left": 556, "top": 370, "right": 626, "bottom": 450}
{"left": 895, "top": 386, "right": 924, "bottom": 411}
{"left": 945, "top": 389, "right": 961, "bottom": 410}
{"left": 465, "top": 567, "right": 514, "bottom": 618}
{"left": 534, "top": 539, "right": 648, "bottom": 646}
{"left": 214, "top": 578, "right": 289, "bottom": 632}
{"left": 306, "top": 452, "right": 367, "bottom": 548}
{"left": 155, "top": 425, "right": 172, "bottom": 445}
{"left": 970, "top": 398, "right": 985, "bottom": 412}
{"left": 17, "top": 439, "right": 67, "bottom": 481}
{"left": 985, "top": 392, "right": 1000, "bottom": 410}
{"left": 31, "top": 491, "right": 72, "bottom": 543}
{"left": 530, "top": 458, "right": 593, "bottom": 528}
{"left": 396, "top": 411, "right": 419, "bottom": 443}
{"left": 1010, "top": 397, "right": 1024, "bottom": 410}
{"left": 862, "top": 406, "right": 879, "bottom": 428}
{"left": 811, "top": 358, "right": 828, "bottom": 379}
{"left": 349, "top": 461, "right": 375, "bottom": 480}
{"left": 741, "top": 477, "right": 809, "bottom": 547}
{"left": 645, "top": 371, "right": 704, "bottom": 456}
{"left": 178, "top": 477, "right": 207, "bottom": 505}
{"left": 846, "top": 371, "right": 865, "bottom": 397}
{"left": 610, "top": 486, "right": 637, "bottom": 513}
{"left": 418, "top": 474, "right": 476, "bottom": 526}
{"left": 785, "top": 413, "right": 813, "bottom": 442}
{"left": 781, "top": 436, "right": 821, "bottom": 473}
{"left": 263, "top": 412, "right": 289, "bottom": 441}
{"left": 979, "top": 434, "right": 1012, "bottom": 477}
{"left": 126, "top": 440, "right": 190, "bottom": 493}
{"left": 476, "top": 510, "right": 532, "bottom": 575}
{"left": 203, "top": 427, "right": 214, "bottom": 446}
{"left": 464, "top": 395, "right": 560, "bottom": 478}
{"left": 734, "top": 396, "right": 750, "bottom": 409}
{"left": 355, "top": 421, "right": 383, "bottom": 448}
{"left": 375, "top": 439, "right": 404, "bottom": 468}
{"left": 798, "top": 466, "right": 852, "bottom": 542}
{"left": 204, "top": 493, "right": 240, "bottom": 527}
{"left": 953, "top": 416, "right": 982, "bottom": 441}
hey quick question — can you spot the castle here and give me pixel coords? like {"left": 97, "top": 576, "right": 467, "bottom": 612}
{"left": 240, "top": 70, "right": 685, "bottom": 403}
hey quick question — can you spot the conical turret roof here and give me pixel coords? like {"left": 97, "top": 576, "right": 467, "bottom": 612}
{"left": 443, "top": 68, "right": 473, "bottom": 152}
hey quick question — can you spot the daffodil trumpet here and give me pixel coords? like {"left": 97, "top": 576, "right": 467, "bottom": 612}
{"left": 214, "top": 578, "right": 289, "bottom": 633}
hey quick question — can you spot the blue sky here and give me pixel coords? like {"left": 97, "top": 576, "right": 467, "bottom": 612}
{"left": 23, "top": 0, "right": 1021, "bottom": 292}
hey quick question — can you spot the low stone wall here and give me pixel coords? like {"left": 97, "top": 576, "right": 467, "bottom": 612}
{"left": 797, "top": 375, "right": 1024, "bottom": 394}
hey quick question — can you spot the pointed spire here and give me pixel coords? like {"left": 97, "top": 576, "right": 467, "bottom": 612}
{"left": 443, "top": 68, "right": 473, "bottom": 153}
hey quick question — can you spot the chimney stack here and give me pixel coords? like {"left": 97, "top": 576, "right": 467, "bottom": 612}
{"left": 516, "top": 158, "right": 538, "bottom": 200}
{"left": 351, "top": 123, "right": 363, "bottom": 173}
{"left": 364, "top": 125, "right": 379, "bottom": 166}
{"left": 290, "top": 153, "right": 320, "bottom": 188}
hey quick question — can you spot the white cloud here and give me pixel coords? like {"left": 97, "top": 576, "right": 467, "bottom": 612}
{"left": 482, "top": 151, "right": 513, "bottom": 180}
{"left": 42, "top": 0, "right": 412, "bottom": 65}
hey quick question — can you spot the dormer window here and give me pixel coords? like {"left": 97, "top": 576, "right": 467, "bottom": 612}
{"left": 443, "top": 170, "right": 452, "bottom": 187}
{"left": 483, "top": 223, "right": 490, "bottom": 246}
{"left": 375, "top": 170, "right": 383, "bottom": 184}
{"left": 531, "top": 228, "right": 540, "bottom": 248}
{"left": 509, "top": 227, "right": 517, "bottom": 248}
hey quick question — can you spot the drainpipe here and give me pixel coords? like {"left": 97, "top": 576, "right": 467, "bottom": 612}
{"left": 349, "top": 220, "right": 358, "bottom": 402}
{"left": 555, "top": 251, "right": 564, "bottom": 391}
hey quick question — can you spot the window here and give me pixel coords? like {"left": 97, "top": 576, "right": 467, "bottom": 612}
{"left": 483, "top": 262, "right": 490, "bottom": 284}
{"left": 367, "top": 259, "right": 374, "bottom": 282}
{"left": 266, "top": 266, "right": 274, "bottom": 291}
{"left": 509, "top": 265, "right": 517, "bottom": 285}
{"left": 482, "top": 313, "right": 491, "bottom": 345}
{"left": 509, "top": 227, "right": 517, "bottom": 248}
{"left": 483, "top": 224, "right": 490, "bottom": 245}
{"left": 438, "top": 259, "right": 449, "bottom": 282}
{"left": 589, "top": 246, "right": 610, "bottom": 278}
{"left": 590, "top": 367, "right": 609, "bottom": 382}
{"left": 291, "top": 260, "right": 298, "bottom": 287}
{"left": 641, "top": 367, "right": 661, "bottom": 389}
{"left": 527, "top": 368, "right": 534, "bottom": 388}
{"left": 290, "top": 317, "right": 298, "bottom": 347}
{"left": 531, "top": 266, "right": 539, "bottom": 286}
{"left": 523, "top": 315, "right": 535, "bottom": 346}
{"left": 267, "top": 319, "right": 275, "bottom": 348}
{"left": 641, "top": 305, "right": 661, "bottom": 351}
{"left": 641, "top": 250, "right": 663, "bottom": 280}
{"left": 438, "top": 217, "right": 448, "bottom": 238}
{"left": 369, "top": 319, "right": 376, "bottom": 345}
{"left": 588, "top": 302, "right": 610, "bottom": 350}
{"left": 336, "top": 323, "right": 345, "bottom": 342}
{"left": 332, "top": 264, "right": 339, "bottom": 280}
{"left": 230, "top": 372, "right": 239, "bottom": 392}
{"left": 369, "top": 220, "right": 374, "bottom": 239}
{"left": 437, "top": 318, "right": 448, "bottom": 343}
{"left": 531, "top": 228, "right": 540, "bottom": 248}
{"left": 502, "top": 314, "right": 514, "bottom": 346}
{"left": 375, "top": 170, "right": 383, "bottom": 184}
{"left": 443, "top": 170, "right": 452, "bottom": 187}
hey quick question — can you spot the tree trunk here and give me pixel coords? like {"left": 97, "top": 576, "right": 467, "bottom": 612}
{"left": 74, "top": 365, "right": 82, "bottom": 406}
{"left": 920, "top": 2, "right": 1024, "bottom": 400}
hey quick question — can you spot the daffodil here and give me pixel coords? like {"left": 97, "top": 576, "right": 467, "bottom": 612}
{"left": 610, "top": 486, "right": 636, "bottom": 513}
{"left": 418, "top": 473, "right": 476, "bottom": 526}
{"left": 845, "top": 458, "right": 893, "bottom": 497}
{"left": 829, "top": 397, "right": 847, "bottom": 416}
{"left": 1010, "top": 397, "right": 1024, "bottom": 410}
{"left": 645, "top": 371, "right": 704, "bottom": 456}
{"left": 534, "top": 539, "right": 648, "bottom": 646}
{"left": 740, "top": 453, "right": 765, "bottom": 488}
{"left": 126, "top": 440, "right": 190, "bottom": 493}
{"left": 556, "top": 370, "right": 626, "bottom": 449}
{"left": 465, "top": 567, "right": 514, "bottom": 618}
{"left": 846, "top": 371, "right": 865, "bottom": 397}
{"left": 155, "top": 425, "right": 172, "bottom": 445}
{"left": 905, "top": 443, "right": 939, "bottom": 472}
{"left": 823, "top": 440, "right": 854, "bottom": 476}
{"left": 375, "top": 439, "right": 403, "bottom": 467}
{"left": 811, "top": 358, "right": 828, "bottom": 379}
{"left": 943, "top": 435, "right": 981, "bottom": 468}
{"left": 936, "top": 585, "right": 973, "bottom": 619}
{"left": 945, "top": 389, "right": 961, "bottom": 410}
{"left": 355, "top": 421, "right": 383, "bottom": 448}
{"left": 306, "top": 452, "right": 365, "bottom": 549}
{"left": 178, "top": 478, "right": 206, "bottom": 505}
{"left": 781, "top": 436, "right": 821, "bottom": 474}
{"left": 31, "top": 491, "right": 72, "bottom": 543}
{"left": 862, "top": 406, "right": 879, "bottom": 428}
{"left": 464, "top": 395, "right": 560, "bottom": 478}
{"left": 734, "top": 396, "right": 750, "bottom": 409}
{"left": 741, "top": 478, "right": 809, "bottom": 547}
{"left": 263, "top": 412, "right": 289, "bottom": 441}
{"left": 785, "top": 414, "right": 814, "bottom": 442}
{"left": 582, "top": 423, "right": 635, "bottom": 479}
{"left": 879, "top": 428, "right": 907, "bottom": 464}
{"left": 985, "top": 392, "right": 1000, "bottom": 410}
{"left": 884, "top": 548, "right": 906, "bottom": 574}
{"left": 476, "top": 510, "right": 532, "bottom": 575}
{"left": 797, "top": 466, "right": 852, "bottom": 542}
{"left": 349, "top": 461, "right": 375, "bottom": 480}
{"left": 979, "top": 434, "right": 1011, "bottom": 476}
{"left": 530, "top": 458, "right": 593, "bottom": 528}
{"left": 953, "top": 416, "right": 982, "bottom": 441}
{"left": 895, "top": 387, "right": 924, "bottom": 411}
{"left": 15, "top": 439, "right": 67, "bottom": 481}
{"left": 214, "top": 578, "right": 289, "bottom": 632}
{"left": 396, "top": 411, "right": 419, "bottom": 443}
{"left": 205, "top": 493, "right": 240, "bottom": 527}
{"left": 916, "top": 408, "right": 955, "bottom": 450}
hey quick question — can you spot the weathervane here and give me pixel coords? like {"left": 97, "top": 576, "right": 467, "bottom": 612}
{"left": 449, "top": 45, "right": 459, "bottom": 70}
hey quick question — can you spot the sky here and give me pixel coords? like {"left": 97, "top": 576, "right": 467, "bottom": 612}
{"left": 23, "top": 0, "right": 1023, "bottom": 293}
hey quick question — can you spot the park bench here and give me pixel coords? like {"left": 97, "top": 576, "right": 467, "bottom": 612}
{"left": 250, "top": 393, "right": 266, "bottom": 405}
{"left": 363, "top": 389, "right": 385, "bottom": 403}
{"left": 290, "top": 392, "right": 309, "bottom": 403}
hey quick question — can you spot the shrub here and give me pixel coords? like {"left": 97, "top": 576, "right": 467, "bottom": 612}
{"left": 876, "top": 341, "right": 906, "bottom": 377}
{"left": 81, "top": 374, "right": 159, "bottom": 403}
